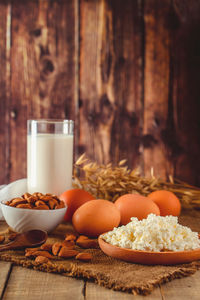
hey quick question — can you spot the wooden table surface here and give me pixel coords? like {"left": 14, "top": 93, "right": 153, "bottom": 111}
{"left": 0, "top": 221, "right": 200, "bottom": 300}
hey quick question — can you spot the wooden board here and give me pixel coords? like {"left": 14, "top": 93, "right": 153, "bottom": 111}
{"left": 170, "top": 0, "right": 200, "bottom": 185}
{"left": 9, "top": 0, "right": 77, "bottom": 182}
{"left": 3, "top": 266, "right": 84, "bottom": 300}
{"left": 79, "top": 0, "right": 143, "bottom": 168}
{"left": 0, "top": 1, "right": 10, "bottom": 184}
{"left": 85, "top": 282, "right": 162, "bottom": 299}
{"left": 0, "top": 262, "right": 12, "bottom": 298}
{"left": 143, "top": 0, "right": 173, "bottom": 179}
{"left": 0, "top": 0, "right": 200, "bottom": 186}
{"left": 161, "top": 271, "right": 200, "bottom": 300}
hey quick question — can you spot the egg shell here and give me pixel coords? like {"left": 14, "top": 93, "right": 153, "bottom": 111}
{"left": 115, "top": 194, "right": 160, "bottom": 225}
{"left": 147, "top": 190, "right": 181, "bottom": 216}
{"left": 59, "top": 188, "right": 95, "bottom": 222}
{"left": 72, "top": 199, "right": 121, "bottom": 237}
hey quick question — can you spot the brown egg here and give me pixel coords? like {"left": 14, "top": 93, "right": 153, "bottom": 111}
{"left": 147, "top": 190, "right": 181, "bottom": 216}
{"left": 72, "top": 199, "right": 121, "bottom": 237}
{"left": 115, "top": 194, "right": 160, "bottom": 225}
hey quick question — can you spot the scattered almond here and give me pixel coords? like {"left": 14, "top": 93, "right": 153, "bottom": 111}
{"left": 58, "top": 247, "right": 79, "bottom": 258}
{"left": 52, "top": 242, "right": 63, "bottom": 256}
{"left": 35, "top": 256, "right": 49, "bottom": 264}
{"left": 62, "top": 240, "right": 75, "bottom": 248}
{"left": 65, "top": 234, "right": 77, "bottom": 241}
{"left": 0, "top": 235, "right": 5, "bottom": 243}
{"left": 76, "top": 238, "right": 98, "bottom": 249}
{"left": 76, "top": 235, "right": 89, "bottom": 242}
{"left": 75, "top": 252, "right": 92, "bottom": 261}
{"left": 8, "top": 233, "right": 19, "bottom": 241}
{"left": 40, "top": 243, "right": 53, "bottom": 252}
{"left": 25, "top": 247, "right": 41, "bottom": 253}
{"left": 25, "top": 250, "right": 54, "bottom": 259}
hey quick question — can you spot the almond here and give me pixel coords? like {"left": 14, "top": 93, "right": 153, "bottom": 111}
{"left": 34, "top": 204, "right": 49, "bottom": 210}
{"left": 22, "top": 193, "right": 31, "bottom": 199}
{"left": 58, "top": 247, "right": 79, "bottom": 258}
{"left": 25, "top": 250, "right": 54, "bottom": 259}
{"left": 8, "top": 233, "right": 19, "bottom": 241}
{"left": 0, "top": 235, "right": 5, "bottom": 243}
{"left": 26, "top": 195, "right": 38, "bottom": 204}
{"left": 55, "top": 202, "right": 65, "bottom": 209}
{"left": 35, "top": 256, "right": 49, "bottom": 264}
{"left": 65, "top": 234, "right": 77, "bottom": 241}
{"left": 40, "top": 195, "right": 56, "bottom": 202}
{"left": 52, "top": 242, "right": 63, "bottom": 256}
{"left": 75, "top": 252, "right": 92, "bottom": 261}
{"left": 16, "top": 203, "right": 32, "bottom": 209}
{"left": 48, "top": 199, "right": 57, "bottom": 209}
{"left": 76, "top": 239, "right": 99, "bottom": 249}
{"left": 76, "top": 235, "right": 89, "bottom": 242}
{"left": 35, "top": 200, "right": 46, "bottom": 207}
{"left": 10, "top": 198, "right": 27, "bottom": 206}
{"left": 40, "top": 243, "right": 53, "bottom": 252}
{"left": 25, "top": 247, "right": 41, "bottom": 252}
{"left": 62, "top": 240, "right": 75, "bottom": 248}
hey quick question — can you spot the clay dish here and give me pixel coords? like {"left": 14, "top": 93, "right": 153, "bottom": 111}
{"left": 98, "top": 236, "right": 200, "bottom": 265}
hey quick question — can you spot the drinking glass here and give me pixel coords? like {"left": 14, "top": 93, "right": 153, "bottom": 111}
{"left": 27, "top": 119, "right": 74, "bottom": 195}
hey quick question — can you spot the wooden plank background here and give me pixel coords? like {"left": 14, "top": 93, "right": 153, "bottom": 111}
{"left": 0, "top": 0, "right": 200, "bottom": 186}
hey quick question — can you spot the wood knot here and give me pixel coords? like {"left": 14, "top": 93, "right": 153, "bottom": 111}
{"left": 142, "top": 134, "right": 157, "bottom": 148}
{"left": 98, "top": 94, "right": 114, "bottom": 124}
{"left": 40, "top": 56, "right": 55, "bottom": 80}
{"left": 31, "top": 28, "right": 42, "bottom": 37}
{"left": 10, "top": 109, "right": 17, "bottom": 120}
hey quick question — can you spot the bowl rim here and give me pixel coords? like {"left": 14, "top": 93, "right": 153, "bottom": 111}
{"left": 0, "top": 200, "right": 67, "bottom": 212}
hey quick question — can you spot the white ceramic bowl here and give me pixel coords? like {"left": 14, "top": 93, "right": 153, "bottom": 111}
{"left": 0, "top": 200, "right": 67, "bottom": 233}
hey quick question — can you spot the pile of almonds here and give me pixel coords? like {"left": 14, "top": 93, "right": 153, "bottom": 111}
{"left": 25, "top": 234, "right": 98, "bottom": 264}
{"left": 5, "top": 193, "right": 65, "bottom": 210}
{"left": 0, "top": 232, "right": 98, "bottom": 264}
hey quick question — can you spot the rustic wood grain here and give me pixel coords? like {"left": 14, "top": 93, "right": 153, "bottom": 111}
{"left": 9, "top": 0, "right": 76, "bottom": 181}
{"left": 0, "top": 0, "right": 200, "bottom": 186}
{"left": 79, "top": 0, "right": 143, "bottom": 168}
{"left": 143, "top": 0, "right": 173, "bottom": 180}
{"left": 171, "top": 0, "right": 200, "bottom": 186}
{"left": 2, "top": 266, "right": 84, "bottom": 300}
{"left": 161, "top": 271, "right": 200, "bottom": 300}
{"left": 0, "top": 262, "right": 12, "bottom": 298}
{"left": 0, "top": 1, "right": 10, "bottom": 184}
{"left": 85, "top": 282, "right": 162, "bottom": 299}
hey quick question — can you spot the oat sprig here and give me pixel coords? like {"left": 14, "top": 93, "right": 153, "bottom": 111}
{"left": 73, "top": 154, "right": 200, "bottom": 209}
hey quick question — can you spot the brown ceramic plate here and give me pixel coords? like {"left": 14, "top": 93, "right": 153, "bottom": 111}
{"left": 98, "top": 236, "right": 200, "bottom": 265}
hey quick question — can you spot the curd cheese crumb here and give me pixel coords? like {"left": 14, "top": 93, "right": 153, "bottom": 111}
{"left": 101, "top": 214, "right": 200, "bottom": 252}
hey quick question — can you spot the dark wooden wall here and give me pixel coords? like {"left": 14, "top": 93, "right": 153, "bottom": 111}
{"left": 0, "top": 0, "right": 200, "bottom": 186}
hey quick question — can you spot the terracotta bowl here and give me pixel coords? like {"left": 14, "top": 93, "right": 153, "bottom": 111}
{"left": 98, "top": 236, "right": 200, "bottom": 265}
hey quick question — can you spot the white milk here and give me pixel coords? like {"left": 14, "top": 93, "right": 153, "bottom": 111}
{"left": 27, "top": 133, "right": 73, "bottom": 195}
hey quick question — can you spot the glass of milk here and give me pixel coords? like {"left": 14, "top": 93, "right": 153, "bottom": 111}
{"left": 27, "top": 119, "right": 74, "bottom": 195}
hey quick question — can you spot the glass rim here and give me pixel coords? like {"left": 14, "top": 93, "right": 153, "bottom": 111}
{"left": 28, "top": 119, "right": 74, "bottom": 124}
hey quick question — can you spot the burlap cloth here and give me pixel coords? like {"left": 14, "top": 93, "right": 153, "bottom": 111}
{"left": 0, "top": 210, "right": 200, "bottom": 295}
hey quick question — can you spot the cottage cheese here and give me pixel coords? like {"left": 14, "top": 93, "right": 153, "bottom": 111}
{"left": 101, "top": 214, "right": 200, "bottom": 252}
